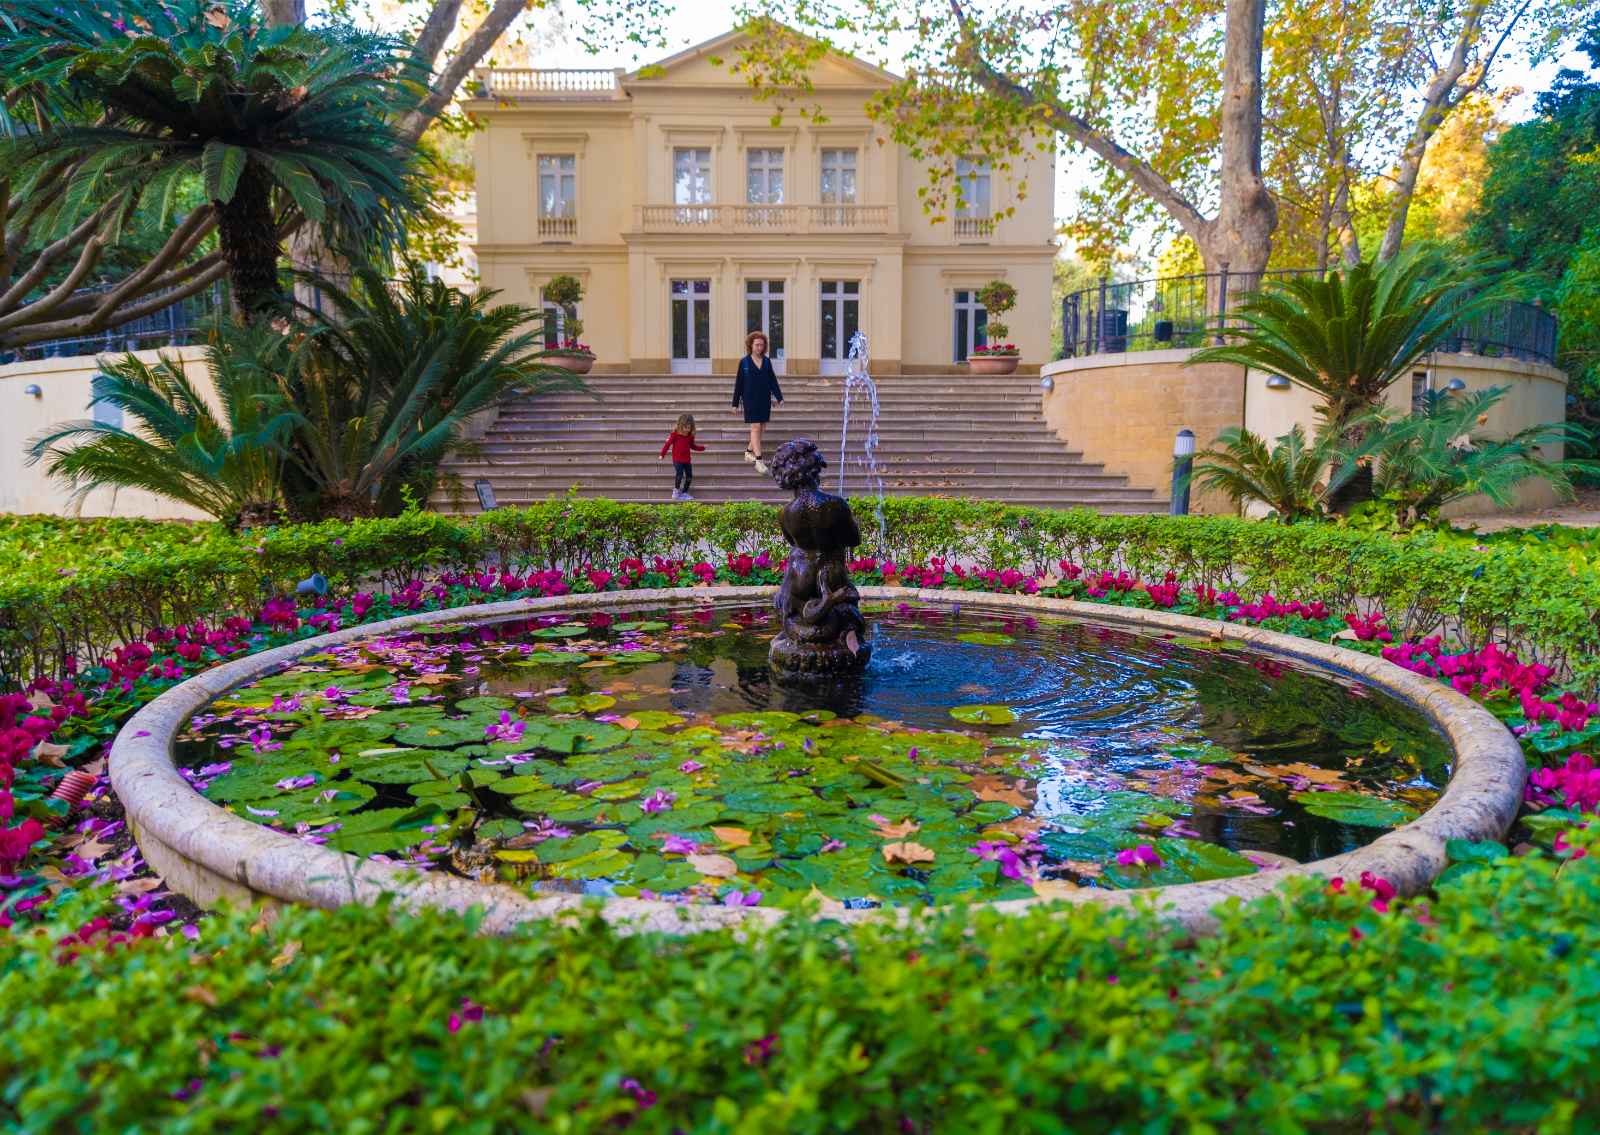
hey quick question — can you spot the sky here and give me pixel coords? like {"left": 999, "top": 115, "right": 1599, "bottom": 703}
{"left": 341, "top": 0, "right": 1587, "bottom": 269}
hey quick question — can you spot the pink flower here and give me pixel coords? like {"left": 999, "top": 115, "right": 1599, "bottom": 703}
{"left": 1115, "top": 843, "right": 1163, "bottom": 869}
{"left": 654, "top": 832, "right": 698, "bottom": 855}
{"left": 678, "top": 760, "right": 705, "bottom": 774}
{"left": 640, "top": 789, "right": 676, "bottom": 814}
{"left": 448, "top": 997, "right": 484, "bottom": 1034}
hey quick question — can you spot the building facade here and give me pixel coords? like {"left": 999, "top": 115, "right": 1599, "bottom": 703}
{"left": 466, "top": 30, "right": 1056, "bottom": 375}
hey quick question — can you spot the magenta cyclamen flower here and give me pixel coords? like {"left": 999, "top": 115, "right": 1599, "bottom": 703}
{"left": 1115, "top": 843, "right": 1163, "bottom": 869}
{"left": 447, "top": 997, "right": 485, "bottom": 1034}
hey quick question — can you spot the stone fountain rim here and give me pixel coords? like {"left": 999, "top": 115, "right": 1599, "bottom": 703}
{"left": 109, "top": 585, "right": 1525, "bottom": 936}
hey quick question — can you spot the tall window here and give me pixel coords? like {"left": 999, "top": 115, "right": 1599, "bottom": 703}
{"left": 539, "top": 288, "right": 569, "bottom": 348}
{"left": 746, "top": 148, "right": 785, "bottom": 204}
{"left": 954, "top": 158, "right": 994, "bottom": 238}
{"left": 819, "top": 149, "right": 857, "bottom": 204}
{"left": 953, "top": 289, "right": 988, "bottom": 361}
{"left": 538, "top": 154, "right": 576, "bottom": 238}
{"left": 673, "top": 147, "right": 713, "bottom": 223}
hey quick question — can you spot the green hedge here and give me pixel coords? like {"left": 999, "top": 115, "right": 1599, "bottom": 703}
{"left": 4, "top": 850, "right": 1596, "bottom": 1133}
{"left": 3, "top": 499, "right": 1599, "bottom": 688}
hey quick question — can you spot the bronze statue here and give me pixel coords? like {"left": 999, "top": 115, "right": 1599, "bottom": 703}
{"left": 767, "top": 438, "right": 872, "bottom": 674}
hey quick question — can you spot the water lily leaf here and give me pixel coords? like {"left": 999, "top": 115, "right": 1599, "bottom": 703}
{"left": 516, "top": 651, "right": 583, "bottom": 666}
{"left": 605, "top": 652, "right": 663, "bottom": 664}
{"left": 455, "top": 695, "right": 516, "bottom": 713}
{"left": 392, "top": 718, "right": 485, "bottom": 748}
{"left": 712, "top": 826, "right": 753, "bottom": 848}
{"left": 280, "top": 719, "right": 395, "bottom": 753}
{"left": 350, "top": 750, "right": 470, "bottom": 785}
{"left": 619, "top": 710, "right": 685, "bottom": 730}
{"left": 1101, "top": 837, "right": 1258, "bottom": 889}
{"left": 615, "top": 620, "right": 670, "bottom": 632}
{"left": 264, "top": 782, "right": 377, "bottom": 825}
{"left": 487, "top": 774, "right": 551, "bottom": 796}
{"left": 949, "top": 705, "right": 1018, "bottom": 726}
{"left": 1291, "top": 790, "right": 1418, "bottom": 828}
{"left": 547, "top": 693, "right": 617, "bottom": 714}
{"left": 714, "top": 711, "right": 800, "bottom": 732}
{"left": 526, "top": 719, "right": 629, "bottom": 755}
{"left": 956, "top": 631, "right": 1015, "bottom": 646}
{"left": 325, "top": 805, "right": 446, "bottom": 855}
{"left": 477, "top": 818, "right": 524, "bottom": 841}
{"left": 534, "top": 624, "right": 591, "bottom": 639}
{"left": 496, "top": 849, "right": 541, "bottom": 863}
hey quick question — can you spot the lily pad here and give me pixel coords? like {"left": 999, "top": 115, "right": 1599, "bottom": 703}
{"left": 1291, "top": 790, "right": 1418, "bottom": 828}
{"left": 956, "top": 631, "right": 1015, "bottom": 646}
{"left": 392, "top": 718, "right": 486, "bottom": 748}
{"left": 949, "top": 705, "right": 1019, "bottom": 726}
{"left": 547, "top": 693, "right": 617, "bottom": 715}
{"left": 516, "top": 651, "right": 583, "bottom": 666}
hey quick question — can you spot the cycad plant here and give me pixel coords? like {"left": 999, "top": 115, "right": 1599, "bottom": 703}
{"left": 0, "top": 0, "right": 424, "bottom": 318}
{"left": 1189, "top": 424, "right": 1361, "bottom": 522}
{"left": 1364, "top": 387, "right": 1597, "bottom": 524}
{"left": 26, "top": 322, "right": 296, "bottom": 527}
{"left": 279, "top": 262, "right": 584, "bottom": 520}
{"left": 1191, "top": 249, "right": 1503, "bottom": 432}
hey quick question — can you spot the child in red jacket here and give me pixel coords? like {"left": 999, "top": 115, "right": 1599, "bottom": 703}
{"left": 659, "top": 413, "right": 707, "bottom": 501}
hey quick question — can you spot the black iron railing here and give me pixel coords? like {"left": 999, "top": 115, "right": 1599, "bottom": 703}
{"left": 1058, "top": 269, "right": 1559, "bottom": 365}
{"left": 2, "top": 284, "right": 224, "bottom": 364}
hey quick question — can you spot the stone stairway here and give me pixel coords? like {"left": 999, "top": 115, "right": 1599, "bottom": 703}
{"left": 432, "top": 372, "right": 1166, "bottom": 512}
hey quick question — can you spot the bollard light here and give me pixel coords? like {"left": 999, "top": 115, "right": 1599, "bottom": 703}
{"left": 1170, "top": 429, "right": 1195, "bottom": 517}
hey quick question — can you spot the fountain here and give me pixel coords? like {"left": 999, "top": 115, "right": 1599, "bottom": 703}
{"left": 838, "top": 330, "right": 887, "bottom": 551}
{"left": 766, "top": 437, "right": 873, "bottom": 675}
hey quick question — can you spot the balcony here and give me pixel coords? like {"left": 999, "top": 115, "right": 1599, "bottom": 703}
{"left": 954, "top": 215, "right": 996, "bottom": 240}
{"left": 471, "top": 68, "right": 626, "bottom": 100}
{"left": 634, "top": 203, "right": 895, "bottom": 234}
{"left": 537, "top": 215, "right": 578, "bottom": 239}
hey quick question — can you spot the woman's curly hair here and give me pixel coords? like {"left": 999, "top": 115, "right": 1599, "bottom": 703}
{"left": 770, "top": 437, "right": 826, "bottom": 491}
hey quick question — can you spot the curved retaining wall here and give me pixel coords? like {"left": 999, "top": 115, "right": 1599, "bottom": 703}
{"left": 109, "top": 586, "right": 1526, "bottom": 935}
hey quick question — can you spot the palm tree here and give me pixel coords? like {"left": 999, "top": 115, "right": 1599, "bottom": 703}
{"left": 1189, "top": 424, "right": 1360, "bottom": 522}
{"left": 1, "top": 0, "right": 424, "bottom": 318}
{"left": 279, "top": 262, "right": 585, "bottom": 520}
{"left": 1363, "top": 388, "right": 1598, "bottom": 525}
{"left": 26, "top": 322, "right": 297, "bottom": 527}
{"left": 1190, "top": 248, "right": 1510, "bottom": 509}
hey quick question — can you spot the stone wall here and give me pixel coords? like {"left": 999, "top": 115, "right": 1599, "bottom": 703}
{"left": 1040, "top": 349, "right": 1246, "bottom": 515}
{"left": 1040, "top": 348, "right": 1572, "bottom": 517}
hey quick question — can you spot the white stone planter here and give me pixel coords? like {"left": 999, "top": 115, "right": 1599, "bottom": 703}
{"left": 545, "top": 352, "right": 595, "bottom": 375}
{"left": 967, "top": 355, "right": 1020, "bottom": 375}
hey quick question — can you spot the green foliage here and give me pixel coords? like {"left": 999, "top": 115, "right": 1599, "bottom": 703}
{"left": 280, "top": 261, "right": 583, "bottom": 519}
{"left": 0, "top": 0, "right": 426, "bottom": 316}
{"left": 5, "top": 849, "right": 1600, "bottom": 1131}
{"left": 1191, "top": 249, "right": 1507, "bottom": 433}
{"left": 24, "top": 322, "right": 296, "bottom": 528}
{"left": 3, "top": 498, "right": 1600, "bottom": 692}
{"left": 1364, "top": 387, "right": 1598, "bottom": 523}
{"left": 1191, "top": 424, "right": 1355, "bottom": 522}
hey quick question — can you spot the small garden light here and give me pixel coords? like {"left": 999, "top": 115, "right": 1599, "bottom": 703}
{"left": 1040, "top": 375, "right": 1054, "bottom": 392}
{"left": 1264, "top": 374, "right": 1291, "bottom": 390}
{"left": 1171, "top": 428, "right": 1195, "bottom": 516}
{"left": 23, "top": 384, "right": 42, "bottom": 398}
{"left": 1443, "top": 378, "right": 1467, "bottom": 394}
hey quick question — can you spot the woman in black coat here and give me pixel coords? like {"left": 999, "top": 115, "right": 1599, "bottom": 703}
{"left": 732, "top": 329, "right": 783, "bottom": 472}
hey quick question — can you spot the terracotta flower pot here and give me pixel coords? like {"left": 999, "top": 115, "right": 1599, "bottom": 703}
{"left": 546, "top": 353, "right": 595, "bottom": 375}
{"left": 966, "top": 355, "right": 1019, "bottom": 375}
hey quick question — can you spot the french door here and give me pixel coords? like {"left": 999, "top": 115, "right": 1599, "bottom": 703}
{"left": 670, "top": 279, "right": 711, "bottom": 374}
{"left": 745, "top": 279, "right": 786, "bottom": 374}
{"left": 819, "top": 280, "right": 860, "bottom": 376}
{"left": 953, "top": 289, "right": 988, "bottom": 361}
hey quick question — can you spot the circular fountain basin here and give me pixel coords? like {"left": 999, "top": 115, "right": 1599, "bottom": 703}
{"left": 110, "top": 587, "right": 1525, "bottom": 934}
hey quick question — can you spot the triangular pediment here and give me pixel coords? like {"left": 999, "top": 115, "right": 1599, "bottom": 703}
{"left": 625, "top": 26, "right": 898, "bottom": 88}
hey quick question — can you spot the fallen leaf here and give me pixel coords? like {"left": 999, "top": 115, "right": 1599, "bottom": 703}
{"left": 27, "top": 690, "right": 55, "bottom": 712}
{"left": 882, "top": 841, "right": 935, "bottom": 866}
{"left": 687, "top": 853, "right": 738, "bottom": 878}
{"left": 711, "top": 826, "right": 752, "bottom": 848}
{"left": 870, "top": 816, "right": 920, "bottom": 839}
{"left": 203, "top": 6, "right": 230, "bottom": 30}
{"left": 270, "top": 940, "right": 302, "bottom": 970}
{"left": 806, "top": 885, "right": 847, "bottom": 917}
{"left": 521, "top": 1088, "right": 553, "bottom": 1117}
{"left": 116, "top": 877, "right": 163, "bottom": 896}
{"left": 72, "top": 838, "right": 112, "bottom": 862}
{"left": 1031, "top": 879, "right": 1082, "bottom": 900}
{"left": 31, "top": 742, "right": 68, "bottom": 767}
{"left": 615, "top": 716, "right": 641, "bottom": 730}
{"left": 183, "top": 984, "right": 219, "bottom": 1007}
{"left": 968, "top": 774, "right": 1032, "bottom": 809}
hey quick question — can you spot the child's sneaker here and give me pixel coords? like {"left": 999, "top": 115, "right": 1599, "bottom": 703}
{"left": 753, "top": 458, "right": 769, "bottom": 475}
{"left": 743, "top": 448, "right": 758, "bottom": 463}
{"left": 679, "top": 492, "right": 695, "bottom": 502}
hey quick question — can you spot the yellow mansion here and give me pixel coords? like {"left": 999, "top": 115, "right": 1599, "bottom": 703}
{"left": 465, "top": 30, "right": 1056, "bottom": 375}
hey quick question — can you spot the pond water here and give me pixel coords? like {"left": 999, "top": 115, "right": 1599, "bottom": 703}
{"left": 176, "top": 601, "right": 1450, "bottom": 909}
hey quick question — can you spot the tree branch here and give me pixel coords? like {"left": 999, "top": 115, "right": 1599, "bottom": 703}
{"left": 2, "top": 260, "right": 228, "bottom": 349}
{"left": 89, "top": 206, "right": 215, "bottom": 321}
{"left": 946, "top": 0, "right": 1211, "bottom": 243}
{"left": 0, "top": 198, "right": 121, "bottom": 316}
{"left": 396, "top": 0, "right": 528, "bottom": 145}
{"left": 412, "top": 0, "right": 465, "bottom": 74}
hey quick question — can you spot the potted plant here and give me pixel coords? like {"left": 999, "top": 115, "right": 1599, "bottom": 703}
{"left": 542, "top": 274, "right": 594, "bottom": 374}
{"left": 969, "top": 279, "right": 1020, "bottom": 374}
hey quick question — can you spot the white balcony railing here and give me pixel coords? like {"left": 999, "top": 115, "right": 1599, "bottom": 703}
{"left": 538, "top": 215, "right": 578, "bottom": 239}
{"left": 954, "top": 215, "right": 997, "bottom": 240}
{"left": 473, "top": 68, "right": 624, "bottom": 99}
{"left": 635, "top": 203, "right": 896, "bottom": 234}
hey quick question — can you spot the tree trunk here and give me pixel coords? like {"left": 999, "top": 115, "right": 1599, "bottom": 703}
{"left": 214, "top": 164, "right": 284, "bottom": 321}
{"left": 1202, "top": 0, "right": 1277, "bottom": 283}
{"left": 261, "top": 0, "right": 306, "bottom": 27}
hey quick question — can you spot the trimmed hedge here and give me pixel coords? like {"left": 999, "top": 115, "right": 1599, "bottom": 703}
{"left": 3, "top": 499, "right": 1599, "bottom": 687}
{"left": 4, "top": 850, "right": 1598, "bottom": 1133}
